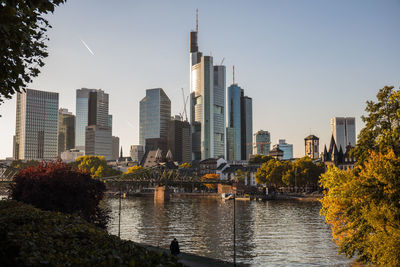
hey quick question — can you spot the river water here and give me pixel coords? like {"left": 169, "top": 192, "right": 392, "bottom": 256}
{"left": 107, "top": 196, "right": 350, "bottom": 266}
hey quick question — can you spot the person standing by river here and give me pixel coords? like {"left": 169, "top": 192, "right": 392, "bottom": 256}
{"left": 170, "top": 238, "right": 180, "bottom": 256}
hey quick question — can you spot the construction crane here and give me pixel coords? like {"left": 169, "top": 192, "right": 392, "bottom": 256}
{"left": 181, "top": 88, "right": 189, "bottom": 121}
{"left": 220, "top": 57, "right": 225, "bottom": 65}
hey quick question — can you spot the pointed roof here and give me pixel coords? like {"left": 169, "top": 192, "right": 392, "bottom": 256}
{"left": 328, "top": 135, "right": 337, "bottom": 155}
{"left": 166, "top": 150, "right": 173, "bottom": 161}
{"left": 155, "top": 148, "right": 163, "bottom": 161}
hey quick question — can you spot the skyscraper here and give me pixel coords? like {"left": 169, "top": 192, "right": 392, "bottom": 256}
{"left": 75, "top": 88, "right": 97, "bottom": 151}
{"left": 84, "top": 89, "right": 113, "bottom": 160}
{"left": 58, "top": 108, "right": 75, "bottom": 157}
{"left": 14, "top": 89, "right": 59, "bottom": 160}
{"left": 139, "top": 88, "right": 171, "bottom": 148}
{"left": 112, "top": 136, "right": 119, "bottom": 160}
{"left": 330, "top": 117, "right": 356, "bottom": 151}
{"left": 190, "top": 13, "right": 226, "bottom": 160}
{"left": 241, "top": 92, "right": 253, "bottom": 160}
{"left": 227, "top": 84, "right": 242, "bottom": 160}
{"left": 168, "top": 115, "right": 191, "bottom": 163}
{"left": 253, "top": 130, "right": 271, "bottom": 156}
{"left": 130, "top": 145, "right": 144, "bottom": 162}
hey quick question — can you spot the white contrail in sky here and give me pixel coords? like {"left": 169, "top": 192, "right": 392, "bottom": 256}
{"left": 81, "top": 39, "right": 94, "bottom": 55}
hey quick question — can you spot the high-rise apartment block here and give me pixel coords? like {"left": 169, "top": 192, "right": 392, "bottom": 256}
{"left": 330, "top": 117, "right": 356, "bottom": 151}
{"left": 168, "top": 115, "right": 191, "bottom": 163}
{"left": 58, "top": 108, "right": 75, "bottom": 157}
{"left": 190, "top": 19, "right": 226, "bottom": 160}
{"left": 253, "top": 130, "right": 271, "bottom": 156}
{"left": 14, "top": 89, "right": 59, "bottom": 160}
{"left": 130, "top": 145, "right": 144, "bottom": 162}
{"left": 304, "top": 135, "right": 319, "bottom": 159}
{"left": 277, "top": 139, "right": 293, "bottom": 160}
{"left": 139, "top": 88, "right": 171, "bottom": 149}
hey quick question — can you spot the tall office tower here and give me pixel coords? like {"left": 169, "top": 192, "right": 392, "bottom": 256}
{"left": 277, "top": 139, "right": 293, "bottom": 160}
{"left": 139, "top": 88, "right": 171, "bottom": 149}
{"left": 227, "top": 84, "right": 242, "bottom": 160}
{"left": 75, "top": 88, "right": 97, "bottom": 151}
{"left": 330, "top": 117, "right": 356, "bottom": 150}
{"left": 241, "top": 92, "right": 253, "bottom": 160}
{"left": 304, "top": 135, "right": 319, "bottom": 159}
{"left": 189, "top": 13, "right": 226, "bottom": 160}
{"left": 168, "top": 115, "right": 192, "bottom": 163}
{"left": 253, "top": 130, "right": 271, "bottom": 156}
{"left": 85, "top": 125, "right": 112, "bottom": 160}
{"left": 130, "top": 145, "right": 144, "bottom": 162}
{"left": 14, "top": 89, "right": 59, "bottom": 160}
{"left": 108, "top": 115, "right": 113, "bottom": 129}
{"left": 112, "top": 136, "right": 119, "bottom": 160}
{"left": 84, "top": 89, "right": 113, "bottom": 160}
{"left": 58, "top": 108, "right": 75, "bottom": 157}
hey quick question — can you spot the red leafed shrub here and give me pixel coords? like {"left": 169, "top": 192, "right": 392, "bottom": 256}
{"left": 10, "top": 161, "right": 109, "bottom": 229}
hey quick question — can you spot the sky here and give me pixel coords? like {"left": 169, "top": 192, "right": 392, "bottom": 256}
{"left": 0, "top": 0, "right": 399, "bottom": 159}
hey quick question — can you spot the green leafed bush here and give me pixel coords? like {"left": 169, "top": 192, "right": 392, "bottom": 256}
{"left": 0, "top": 200, "right": 183, "bottom": 266}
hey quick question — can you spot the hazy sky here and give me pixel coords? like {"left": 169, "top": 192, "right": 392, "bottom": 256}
{"left": 0, "top": 0, "right": 399, "bottom": 159}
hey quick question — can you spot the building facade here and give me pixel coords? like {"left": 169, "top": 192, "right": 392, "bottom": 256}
{"left": 168, "top": 116, "right": 191, "bottom": 163}
{"left": 277, "top": 139, "right": 293, "bottom": 160}
{"left": 58, "top": 108, "right": 75, "bottom": 157}
{"left": 227, "top": 84, "right": 242, "bottom": 160}
{"left": 330, "top": 117, "right": 356, "bottom": 151}
{"left": 112, "top": 136, "right": 119, "bottom": 160}
{"left": 241, "top": 94, "right": 253, "bottom": 160}
{"left": 253, "top": 130, "right": 271, "bottom": 155}
{"left": 75, "top": 88, "right": 97, "bottom": 151}
{"left": 85, "top": 125, "right": 112, "bottom": 160}
{"left": 189, "top": 20, "right": 226, "bottom": 160}
{"left": 139, "top": 88, "right": 171, "bottom": 149}
{"left": 304, "top": 135, "right": 319, "bottom": 159}
{"left": 130, "top": 145, "right": 144, "bottom": 162}
{"left": 14, "top": 89, "right": 59, "bottom": 160}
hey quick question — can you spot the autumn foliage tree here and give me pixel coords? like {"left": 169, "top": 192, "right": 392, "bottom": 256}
{"left": 201, "top": 173, "right": 219, "bottom": 190}
{"left": 73, "top": 155, "right": 121, "bottom": 178}
{"left": 10, "top": 161, "right": 109, "bottom": 229}
{"left": 320, "top": 86, "right": 400, "bottom": 265}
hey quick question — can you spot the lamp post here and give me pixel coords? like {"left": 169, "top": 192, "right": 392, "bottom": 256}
{"left": 233, "top": 191, "right": 236, "bottom": 267}
{"left": 118, "top": 185, "right": 122, "bottom": 237}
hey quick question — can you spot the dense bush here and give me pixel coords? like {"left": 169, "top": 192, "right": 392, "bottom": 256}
{"left": 10, "top": 161, "right": 109, "bottom": 229}
{"left": 0, "top": 200, "right": 182, "bottom": 266}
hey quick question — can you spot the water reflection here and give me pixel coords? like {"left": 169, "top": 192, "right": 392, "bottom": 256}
{"left": 107, "top": 197, "right": 350, "bottom": 266}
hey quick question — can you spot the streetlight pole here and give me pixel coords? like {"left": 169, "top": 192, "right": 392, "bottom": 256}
{"left": 233, "top": 192, "right": 236, "bottom": 267}
{"left": 118, "top": 185, "right": 122, "bottom": 238}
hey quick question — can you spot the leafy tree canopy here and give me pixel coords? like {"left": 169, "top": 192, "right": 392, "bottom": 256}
{"left": 73, "top": 155, "right": 121, "bottom": 178}
{"left": 248, "top": 154, "right": 273, "bottom": 164}
{"left": 320, "top": 150, "right": 400, "bottom": 266}
{"left": 201, "top": 173, "right": 219, "bottom": 189}
{"left": 10, "top": 161, "right": 109, "bottom": 228}
{"left": 179, "top": 162, "right": 192, "bottom": 168}
{"left": 351, "top": 86, "right": 400, "bottom": 163}
{"left": 0, "top": 0, "right": 65, "bottom": 104}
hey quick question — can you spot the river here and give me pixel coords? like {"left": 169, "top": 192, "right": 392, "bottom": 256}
{"left": 107, "top": 196, "right": 350, "bottom": 266}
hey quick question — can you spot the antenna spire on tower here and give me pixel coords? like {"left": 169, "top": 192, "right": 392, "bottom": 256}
{"left": 196, "top": 8, "right": 198, "bottom": 32}
{"left": 233, "top": 65, "right": 235, "bottom": 84}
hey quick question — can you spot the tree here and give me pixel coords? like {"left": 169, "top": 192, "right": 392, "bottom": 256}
{"left": 9, "top": 161, "right": 109, "bottom": 229}
{"left": 292, "top": 157, "right": 324, "bottom": 189}
{"left": 320, "top": 150, "right": 400, "bottom": 265}
{"left": 248, "top": 154, "right": 273, "bottom": 164}
{"left": 0, "top": 0, "right": 66, "bottom": 104}
{"left": 201, "top": 173, "right": 219, "bottom": 190}
{"left": 73, "top": 155, "right": 121, "bottom": 178}
{"left": 10, "top": 159, "right": 40, "bottom": 169}
{"left": 179, "top": 162, "right": 192, "bottom": 169}
{"left": 255, "top": 159, "right": 290, "bottom": 188}
{"left": 351, "top": 86, "right": 400, "bottom": 163}
{"left": 123, "top": 165, "right": 150, "bottom": 180}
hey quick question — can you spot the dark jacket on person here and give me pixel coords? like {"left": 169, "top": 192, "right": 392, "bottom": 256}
{"left": 170, "top": 239, "right": 180, "bottom": 255}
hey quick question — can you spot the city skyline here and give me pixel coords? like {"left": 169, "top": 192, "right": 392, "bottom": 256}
{"left": 0, "top": 1, "right": 399, "bottom": 158}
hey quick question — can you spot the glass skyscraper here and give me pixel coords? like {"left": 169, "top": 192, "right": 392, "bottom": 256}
{"left": 253, "top": 130, "right": 271, "bottom": 156}
{"left": 330, "top": 117, "right": 356, "bottom": 151}
{"left": 227, "top": 84, "right": 242, "bottom": 160}
{"left": 14, "top": 89, "right": 59, "bottom": 160}
{"left": 139, "top": 88, "right": 171, "bottom": 149}
{"left": 58, "top": 108, "right": 75, "bottom": 157}
{"left": 189, "top": 20, "right": 226, "bottom": 160}
{"left": 75, "top": 88, "right": 96, "bottom": 151}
